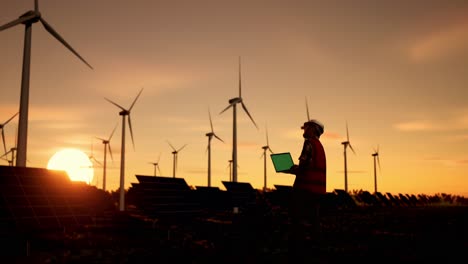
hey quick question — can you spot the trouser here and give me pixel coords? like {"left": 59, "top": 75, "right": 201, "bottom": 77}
{"left": 288, "top": 190, "right": 322, "bottom": 262}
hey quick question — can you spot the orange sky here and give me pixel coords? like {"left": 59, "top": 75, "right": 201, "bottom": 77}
{"left": 1, "top": 0, "right": 467, "bottom": 196}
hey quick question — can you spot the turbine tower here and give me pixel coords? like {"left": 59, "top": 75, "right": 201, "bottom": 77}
{"left": 372, "top": 145, "right": 381, "bottom": 193}
{"left": 1, "top": 112, "right": 19, "bottom": 154}
{"left": 341, "top": 122, "right": 356, "bottom": 192}
{"left": 206, "top": 108, "right": 224, "bottom": 187}
{"left": 167, "top": 141, "right": 187, "bottom": 178}
{"left": 105, "top": 88, "right": 143, "bottom": 211}
{"left": 261, "top": 125, "right": 274, "bottom": 192}
{"left": 96, "top": 123, "right": 117, "bottom": 191}
{"left": 0, "top": 0, "right": 93, "bottom": 167}
{"left": 149, "top": 153, "right": 162, "bottom": 176}
{"left": 227, "top": 159, "right": 233, "bottom": 182}
{"left": 220, "top": 56, "right": 258, "bottom": 182}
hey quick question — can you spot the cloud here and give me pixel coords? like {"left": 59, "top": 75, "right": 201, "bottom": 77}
{"left": 409, "top": 18, "right": 468, "bottom": 62}
{"left": 323, "top": 131, "right": 341, "bottom": 139}
{"left": 423, "top": 156, "right": 468, "bottom": 166}
{"left": 455, "top": 111, "right": 468, "bottom": 129}
{"left": 456, "top": 159, "right": 468, "bottom": 165}
{"left": 395, "top": 109, "right": 468, "bottom": 133}
{"left": 394, "top": 121, "right": 435, "bottom": 131}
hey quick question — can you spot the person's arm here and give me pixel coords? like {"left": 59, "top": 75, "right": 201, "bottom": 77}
{"left": 286, "top": 140, "right": 311, "bottom": 175}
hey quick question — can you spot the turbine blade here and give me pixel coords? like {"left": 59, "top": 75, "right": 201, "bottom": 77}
{"left": 93, "top": 158, "right": 103, "bottom": 166}
{"left": 109, "top": 123, "right": 118, "bottom": 141}
{"left": 214, "top": 134, "right": 224, "bottom": 143}
{"left": 157, "top": 165, "right": 162, "bottom": 175}
{"left": 105, "top": 98, "right": 126, "bottom": 111}
{"left": 167, "top": 140, "right": 176, "bottom": 151}
{"left": 128, "top": 115, "right": 135, "bottom": 150}
{"left": 219, "top": 104, "right": 233, "bottom": 114}
{"left": 129, "top": 88, "right": 144, "bottom": 111}
{"left": 39, "top": 18, "right": 93, "bottom": 69}
{"left": 1, "top": 130, "right": 6, "bottom": 154}
{"left": 0, "top": 149, "right": 12, "bottom": 159}
{"left": 178, "top": 144, "right": 187, "bottom": 152}
{"left": 0, "top": 15, "right": 36, "bottom": 31}
{"left": 107, "top": 144, "right": 114, "bottom": 162}
{"left": 208, "top": 108, "right": 214, "bottom": 133}
{"left": 346, "top": 122, "right": 350, "bottom": 142}
{"left": 377, "top": 156, "right": 381, "bottom": 171}
{"left": 349, "top": 143, "right": 356, "bottom": 154}
{"left": 268, "top": 147, "right": 274, "bottom": 154}
{"left": 305, "top": 97, "right": 310, "bottom": 121}
{"left": 3, "top": 112, "right": 19, "bottom": 125}
{"left": 241, "top": 102, "right": 258, "bottom": 129}
{"left": 35, "top": 0, "right": 39, "bottom": 12}
{"left": 266, "top": 126, "right": 270, "bottom": 145}
{"left": 238, "top": 56, "right": 242, "bottom": 98}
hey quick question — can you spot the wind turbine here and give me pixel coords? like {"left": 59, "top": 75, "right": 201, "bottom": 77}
{"left": 1, "top": 124, "right": 18, "bottom": 166}
{"left": 0, "top": 148, "right": 15, "bottom": 166}
{"left": 105, "top": 88, "right": 143, "bottom": 211}
{"left": 261, "top": 125, "right": 274, "bottom": 192}
{"left": 341, "top": 122, "right": 356, "bottom": 192}
{"left": 0, "top": 112, "right": 19, "bottom": 154}
{"left": 96, "top": 123, "right": 117, "bottom": 191}
{"left": 220, "top": 56, "right": 258, "bottom": 182}
{"left": 86, "top": 142, "right": 102, "bottom": 187}
{"left": 0, "top": 0, "right": 93, "bottom": 167}
{"left": 167, "top": 141, "right": 187, "bottom": 178}
{"left": 149, "top": 153, "right": 162, "bottom": 176}
{"left": 206, "top": 108, "right": 224, "bottom": 187}
{"left": 372, "top": 145, "right": 381, "bottom": 193}
{"left": 87, "top": 141, "right": 102, "bottom": 167}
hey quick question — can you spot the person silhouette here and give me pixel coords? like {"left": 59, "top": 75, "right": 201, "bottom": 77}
{"left": 288, "top": 119, "right": 326, "bottom": 262}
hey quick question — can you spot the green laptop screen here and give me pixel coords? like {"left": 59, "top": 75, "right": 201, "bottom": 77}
{"left": 270, "top": 152, "right": 294, "bottom": 172}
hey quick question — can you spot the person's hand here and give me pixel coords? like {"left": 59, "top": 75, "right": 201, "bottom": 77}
{"left": 287, "top": 164, "right": 299, "bottom": 174}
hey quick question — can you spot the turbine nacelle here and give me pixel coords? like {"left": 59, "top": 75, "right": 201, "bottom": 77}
{"left": 228, "top": 97, "right": 242, "bottom": 104}
{"left": 119, "top": 110, "right": 130, "bottom": 116}
{"left": 20, "top": 11, "right": 40, "bottom": 23}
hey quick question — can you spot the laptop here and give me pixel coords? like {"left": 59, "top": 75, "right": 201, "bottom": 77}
{"left": 270, "top": 152, "right": 295, "bottom": 173}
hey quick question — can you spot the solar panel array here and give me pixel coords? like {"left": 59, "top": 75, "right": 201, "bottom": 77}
{"left": 222, "top": 181, "right": 258, "bottom": 208}
{"left": 127, "top": 175, "right": 202, "bottom": 220}
{"left": 0, "top": 165, "right": 94, "bottom": 233}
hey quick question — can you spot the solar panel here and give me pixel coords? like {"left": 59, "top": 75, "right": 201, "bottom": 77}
{"left": 0, "top": 165, "right": 95, "bottom": 233}
{"left": 222, "top": 181, "right": 257, "bottom": 208}
{"left": 128, "top": 175, "right": 201, "bottom": 221}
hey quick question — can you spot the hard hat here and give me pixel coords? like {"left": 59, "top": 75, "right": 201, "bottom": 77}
{"left": 301, "top": 119, "right": 324, "bottom": 135}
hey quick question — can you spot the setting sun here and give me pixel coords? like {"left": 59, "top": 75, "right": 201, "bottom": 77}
{"left": 47, "top": 148, "right": 94, "bottom": 184}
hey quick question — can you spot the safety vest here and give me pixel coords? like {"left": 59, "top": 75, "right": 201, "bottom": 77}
{"left": 293, "top": 137, "right": 326, "bottom": 194}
